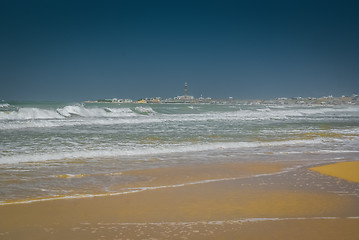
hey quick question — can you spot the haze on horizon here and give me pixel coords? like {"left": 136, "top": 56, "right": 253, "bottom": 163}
{"left": 1, "top": 0, "right": 358, "bottom": 101}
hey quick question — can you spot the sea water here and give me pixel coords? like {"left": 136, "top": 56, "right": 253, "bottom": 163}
{"left": 1, "top": 101, "right": 359, "bottom": 203}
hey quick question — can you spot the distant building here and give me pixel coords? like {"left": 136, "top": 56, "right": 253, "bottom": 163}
{"left": 174, "top": 95, "right": 194, "bottom": 100}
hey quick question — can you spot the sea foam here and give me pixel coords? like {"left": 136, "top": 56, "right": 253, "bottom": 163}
{"left": 0, "top": 138, "right": 329, "bottom": 164}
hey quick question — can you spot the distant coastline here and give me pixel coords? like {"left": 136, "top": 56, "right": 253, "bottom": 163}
{"left": 85, "top": 94, "right": 359, "bottom": 105}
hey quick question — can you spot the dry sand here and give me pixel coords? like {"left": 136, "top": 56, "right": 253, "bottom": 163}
{"left": 1, "top": 160, "right": 358, "bottom": 239}
{"left": 309, "top": 161, "right": 359, "bottom": 183}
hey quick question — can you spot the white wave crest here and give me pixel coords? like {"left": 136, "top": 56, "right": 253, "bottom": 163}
{"left": 56, "top": 105, "right": 140, "bottom": 118}
{"left": 104, "top": 107, "right": 137, "bottom": 116}
{"left": 134, "top": 106, "right": 156, "bottom": 114}
{"left": 1, "top": 104, "right": 358, "bottom": 129}
{"left": 0, "top": 139, "right": 327, "bottom": 164}
{"left": 0, "top": 108, "right": 64, "bottom": 120}
{"left": 0, "top": 103, "right": 10, "bottom": 108}
{"left": 0, "top": 105, "right": 140, "bottom": 121}
{"left": 57, "top": 105, "right": 107, "bottom": 117}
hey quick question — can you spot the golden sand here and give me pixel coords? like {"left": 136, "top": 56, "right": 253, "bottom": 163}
{"left": 1, "top": 179, "right": 358, "bottom": 238}
{"left": 1, "top": 161, "right": 359, "bottom": 239}
{"left": 117, "top": 161, "right": 289, "bottom": 188}
{"left": 309, "top": 161, "right": 359, "bottom": 183}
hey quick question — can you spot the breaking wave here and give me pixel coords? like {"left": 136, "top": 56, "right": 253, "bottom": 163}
{"left": 133, "top": 106, "right": 156, "bottom": 115}
{"left": 1, "top": 103, "right": 358, "bottom": 130}
{"left": 0, "top": 138, "right": 330, "bottom": 164}
{"left": 0, "top": 104, "right": 139, "bottom": 121}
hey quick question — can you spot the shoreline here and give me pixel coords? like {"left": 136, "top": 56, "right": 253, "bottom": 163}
{"left": 0, "top": 161, "right": 294, "bottom": 206}
{"left": 1, "top": 160, "right": 359, "bottom": 239}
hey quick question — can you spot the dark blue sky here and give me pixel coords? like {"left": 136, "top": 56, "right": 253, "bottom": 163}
{"left": 1, "top": 0, "right": 358, "bottom": 101}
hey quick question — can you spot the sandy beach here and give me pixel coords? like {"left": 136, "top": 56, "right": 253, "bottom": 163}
{"left": 1, "top": 160, "right": 359, "bottom": 239}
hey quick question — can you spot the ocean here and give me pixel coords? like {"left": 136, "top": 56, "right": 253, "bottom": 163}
{"left": 1, "top": 101, "right": 358, "bottom": 204}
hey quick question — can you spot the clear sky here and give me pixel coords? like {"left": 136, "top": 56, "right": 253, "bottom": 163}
{"left": 1, "top": 0, "right": 358, "bottom": 101}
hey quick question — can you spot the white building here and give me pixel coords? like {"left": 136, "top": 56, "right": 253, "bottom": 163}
{"left": 174, "top": 95, "right": 194, "bottom": 100}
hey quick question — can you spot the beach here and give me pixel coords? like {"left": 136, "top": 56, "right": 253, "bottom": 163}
{"left": 1, "top": 160, "right": 359, "bottom": 239}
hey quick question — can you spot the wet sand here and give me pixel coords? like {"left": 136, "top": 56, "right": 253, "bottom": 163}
{"left": 1, "top": 160, "right": 359, "bottom": 239}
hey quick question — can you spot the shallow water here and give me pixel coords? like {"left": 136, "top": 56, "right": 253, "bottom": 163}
{"left": 1, "top": 101, "right": 359, "bottom": 203}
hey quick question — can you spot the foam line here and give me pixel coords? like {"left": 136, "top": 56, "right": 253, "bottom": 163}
{"left": 93, "top": 216, "right": 359, "bottom": 226}
{"left": 0, "top": 169, "right": 290, "bottom": 206}
{"left": 0, "top": 138, "right": 329, "bottom": 164}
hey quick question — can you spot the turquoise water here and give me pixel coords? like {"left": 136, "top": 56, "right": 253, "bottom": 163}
{"left": 1, "top": 101, "right": 359, "bottom": 203}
